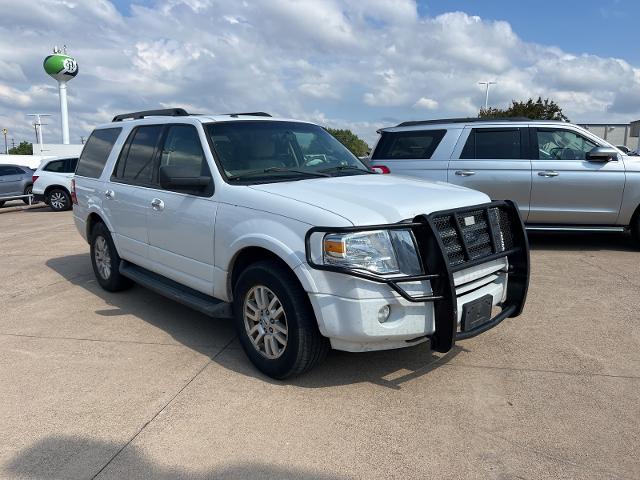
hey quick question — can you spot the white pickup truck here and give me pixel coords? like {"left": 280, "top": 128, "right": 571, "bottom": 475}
{"left": 72, "top": 109, "right": 529, "bottom": 379}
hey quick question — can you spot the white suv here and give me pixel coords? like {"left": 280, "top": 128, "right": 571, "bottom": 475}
{"left": 72, "top": 109, "right": 529, "bottom": 378}
{"left": 32, "top": 156, "right": 78, "bottom": 211}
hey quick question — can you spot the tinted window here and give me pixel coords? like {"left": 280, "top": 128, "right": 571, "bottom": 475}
{"left": 115, "top": 125, "right": 163, "bottom": 184}
{"left": 537, "top": 129, "right": 597, "bottom": 160}
{"left": 44, "top": 160, "right": 66, "bottom": 172}
{"left": 461, "top": 128, "right": 521, "bottom": 159}
{"left": 372, "top": 130, "right": 446, "bottom": 160}
{"left": 160, "top": 125, "right": 208, "bottom": 176}
{"left": 205, "top": 121, "right": 368, "bottom": 182}
{"left": 76, "top": 128, "right": 122, "bottom": 178}
{"left": 0, "top": 166, "right": 23, "bottom": 175}
{"left": 68, "top": 158, "right": 78, "bottom": 171}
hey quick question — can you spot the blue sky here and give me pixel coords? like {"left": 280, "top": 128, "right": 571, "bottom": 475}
{"left": 422, "top": 0, "right": 640, "bottom": 63}
{"left": 2, "top": 0, "right": 640, "bottom": 145}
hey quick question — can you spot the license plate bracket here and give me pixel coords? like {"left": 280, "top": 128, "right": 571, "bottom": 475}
{"left": 461, "top": 294, "right": 493, "bottom": 332}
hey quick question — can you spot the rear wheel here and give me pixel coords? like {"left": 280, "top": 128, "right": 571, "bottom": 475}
{"left": 631, "top": 212, "right": 640, "bottom": 246}
{"left": 90, "top": 222, "right": 133, "bottom": 292}
{"left": 0, "top": 201, "right": 4, "bottom": 208}
{"left": 233, "top": 260, "right": 329, "bottom": 379}
{"left": 48, "top": 188, "right": 71, "bottom": 211}
{"left": 22, "top": 185, "right": 34, "bottom": 205}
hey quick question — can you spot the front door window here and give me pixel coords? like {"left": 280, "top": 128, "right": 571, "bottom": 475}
{"left": 537, "top": 129, "right": 597, "bottom": 160}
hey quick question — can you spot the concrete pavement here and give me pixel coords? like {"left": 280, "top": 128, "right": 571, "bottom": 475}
{"left": 0, "top": 209, "right": 638, "bottom": 479}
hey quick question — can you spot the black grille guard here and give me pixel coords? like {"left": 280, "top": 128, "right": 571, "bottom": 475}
{"left": 304, "top": 200, "right": 530, "bottom": 353}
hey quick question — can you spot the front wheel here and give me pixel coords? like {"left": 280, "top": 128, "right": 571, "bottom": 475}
{"left": 233, "top": 260, "right": 329, "bottom": 379}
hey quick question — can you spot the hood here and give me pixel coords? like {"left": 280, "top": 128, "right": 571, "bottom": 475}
{"left": 248, "top": 174, "right": 490, "bottom": 225}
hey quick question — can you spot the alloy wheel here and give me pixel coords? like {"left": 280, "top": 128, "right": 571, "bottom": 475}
{"left": 243, "top": 285, "right": 288, "bottom": 359}
{"left": 94, "top": 236, "right": 112, "bottom": 280}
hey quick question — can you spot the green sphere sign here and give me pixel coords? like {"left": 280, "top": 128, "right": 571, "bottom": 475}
{"left": 43, "top": 54, "right": 78, "bottom": 83}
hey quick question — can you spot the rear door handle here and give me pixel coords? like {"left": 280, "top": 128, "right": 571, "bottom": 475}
{"left": 151, "top": 198, "right": 165, "bottom": 210}
{"left": 104, "top": 190, "right": 114, "bottom": 199}
{"left": 455, "top": 170, "right": 476, "bottom": 177}
{"left": 538, "top": 170, "right": 559, "bottom": 177}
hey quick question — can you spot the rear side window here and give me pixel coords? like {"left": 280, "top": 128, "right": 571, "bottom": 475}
{"left": 114, "top": 125, "right": 164, "bottom": 185}
{"left": 372, "top": 130, "right": 446, "bottom": 160}
{"left": 76, "top": 128, "right": 122, "bottom": 178}
{"left": 461, "top": 128, "right": 522, "bottom": 159}
{"left": 44, "top": 160, "right": 66, "bottom": 172}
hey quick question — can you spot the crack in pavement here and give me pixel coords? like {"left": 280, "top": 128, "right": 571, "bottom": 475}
{"left": 90, "top": 335, "right": 237, "bottom": 480}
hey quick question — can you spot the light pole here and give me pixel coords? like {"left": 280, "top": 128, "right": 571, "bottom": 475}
{"left": 27, "top": 114, "right": 51, "bottom": 154}
{"left": 478, "top": 81, "right": 497, "bottom": 110}
{"left": 2, "top": 128, "right": 7, "bottom": 154}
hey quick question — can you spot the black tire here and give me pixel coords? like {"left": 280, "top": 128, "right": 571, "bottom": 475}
{"left": 631, "top": 212, "right": 640, "bottom": 245}
{"left": 47, "top": 188, "right": 71, "bottom": 211}
{"left": 22, "top": 185, "right": 34, "bottom": 205}
{"left": 233, "top": 260, "right": 329, "bottom": 379}
{"left": 0, "top": 201, "right": 4, "bottom": 208}
{"left": 89, "top": 222, "right": 133, "bottom": 292}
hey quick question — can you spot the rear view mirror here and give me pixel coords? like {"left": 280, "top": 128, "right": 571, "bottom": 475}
{"left": 586, "top": 146, "right": 618, "bottom": 162}
{"left": 159, "top": 165, "right": 211, "bottom": 191}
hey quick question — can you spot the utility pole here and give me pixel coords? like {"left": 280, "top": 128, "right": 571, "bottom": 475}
{"left": 27, "top": 113, "right": 51, "bottom": 154}
{"left": 478, "top": 81, "right": 497, "bottom": 110}
{"left": 2, "top": 128, "right": 7, "bottom": 154}
{"left": 80, "top": 136, "right": 85, "bottom": 144}
{"left": 11, "top": 138, "right": 15, "bottom": 149}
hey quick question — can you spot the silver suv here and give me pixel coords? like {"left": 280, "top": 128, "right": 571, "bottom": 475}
{"left": 369, "top": 118, "right": 640, "bottom": 243}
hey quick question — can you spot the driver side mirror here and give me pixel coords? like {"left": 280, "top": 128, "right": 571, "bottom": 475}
{"left": 159, "top": 165, "right": 211, "bottom": 192}
{"left": 586, "top": 146, "right": 619, "bottom": 162}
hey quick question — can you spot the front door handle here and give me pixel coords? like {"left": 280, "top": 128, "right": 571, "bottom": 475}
{"left": 104, "top": 190, "right": 114, "bottom": 199}
{"left": 538, "top": 170, "right": 559, "bottom": 177}
{"left": 150, "top": 198, "right": 165, "bottom": 210}
{"left": 455, "top": 170, "right": 476, "bottom": 177}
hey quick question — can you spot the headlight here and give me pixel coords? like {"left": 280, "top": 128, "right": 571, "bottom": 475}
{"left": 323, "top": 229, "right": 422, "bottom": 276}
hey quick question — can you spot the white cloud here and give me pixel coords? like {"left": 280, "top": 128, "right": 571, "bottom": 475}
{"left": 413, "top": 97, "right": 438, "bottom": 110}
{"left": 0, "top": 0, "right": 639, "bottom": 146}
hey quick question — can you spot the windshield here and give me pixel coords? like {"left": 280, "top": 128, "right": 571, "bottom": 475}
{"left": 205, "top": 121, "right": 370, "bottom": 182}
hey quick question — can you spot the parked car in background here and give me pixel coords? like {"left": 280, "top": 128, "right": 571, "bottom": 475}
{"left": 369, "top": 117, "right": 640, "bottom": 244}
{"left": 0, "top": 164, "right": 35, "bottom": 207}
{"left": 32, "top": 157, "right": 78, "bottom": 211}
{"left": 616, "top": 145, "right": 631, "bottom": 154}
{"left": 72, "top": 108, "right": 529, "bottom": 379}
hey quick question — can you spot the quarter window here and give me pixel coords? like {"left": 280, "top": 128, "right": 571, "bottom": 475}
{"left": 372, "top": 130, "right": 446, "bottom": 160}
{"left": 536, "top": 129, "right": 597, "bottom": 160}
{"left": 44, "top": 160, "right": 66, "bottom": 172}
{"left": 461, "top": 128, "right": 522, "bottom": 160}
{"left": 76, "top": 128, "right": 122, "bottom": 178}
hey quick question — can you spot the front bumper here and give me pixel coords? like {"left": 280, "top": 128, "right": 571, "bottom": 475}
{"left": 305, "top": 201, "right": 529, "bottom": 353}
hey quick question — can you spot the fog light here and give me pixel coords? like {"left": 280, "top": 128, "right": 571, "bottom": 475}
{"left": 378, "top": 305, "right": 391, "bottom": 323}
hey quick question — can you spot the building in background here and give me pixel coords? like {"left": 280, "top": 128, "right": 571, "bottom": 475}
{"left": 579, "top": 122, "right": 639, "bottom": 152}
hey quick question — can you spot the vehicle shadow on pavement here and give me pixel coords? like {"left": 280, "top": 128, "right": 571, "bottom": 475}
{"left": 5, "top": 435, "right": 348, "bottom": 479}
{"left": 527, "top": 231, "right": 638, "bottom": 252}
{"left": 45, "top": 254, "right": 464, "bottom": 390}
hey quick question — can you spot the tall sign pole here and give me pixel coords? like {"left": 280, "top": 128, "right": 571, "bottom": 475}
{"left": 43, "top": 46, "right": 78, "bottom": 145}
{"left": 2, "top": 128, "right": 7, "bottom": 154}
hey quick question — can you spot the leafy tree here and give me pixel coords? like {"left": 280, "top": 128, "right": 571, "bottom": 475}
{"left": 479, "top": 97, "right": 569, "bottom": 122}
{"left": 326, "top": 128, "right": 370, "bottom": 157}
{"left": 8, "top": 141, "right": 33, "bottom": 155}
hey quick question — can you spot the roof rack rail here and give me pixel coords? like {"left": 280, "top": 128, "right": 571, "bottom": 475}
{"left": 224, "top": 112, "right": 272, "bottom": 118}
{"left": 395, "top": 117, "right": 533, "bottom": 127}
{"left": 112, "top": 108, "right": 189, "bottom": 122}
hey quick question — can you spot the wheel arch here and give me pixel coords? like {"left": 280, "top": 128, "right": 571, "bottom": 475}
{"left": 44, "top": 184, "right": 71, "bottom": 198}
{"left": 225, "top": 245, "right": 312, "bottom": 303}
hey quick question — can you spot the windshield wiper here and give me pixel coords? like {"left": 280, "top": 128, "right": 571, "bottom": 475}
{"left": 318, "top": 165, "right": 373, "bottom": 174}
{"left": 227, "top": 167, "right": 330, "bottom": 181}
